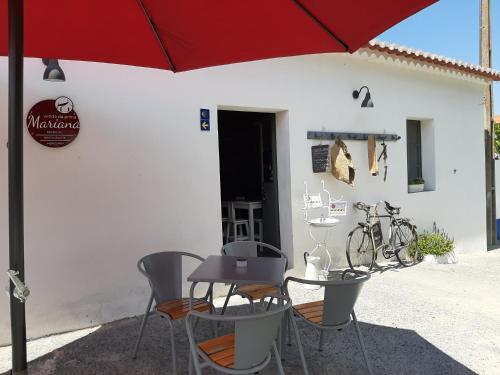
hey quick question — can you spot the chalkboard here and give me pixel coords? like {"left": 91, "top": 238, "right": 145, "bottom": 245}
{"left": 311, "top": 145, "right": 329, "bottom": 173}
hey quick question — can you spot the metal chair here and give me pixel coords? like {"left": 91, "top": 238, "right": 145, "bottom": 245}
{"left": 186, "top": 294, "right": 290, "bottom": 375}
{"left": 285, "top": 269, "right": 372, "bottom": 375}
{"left": 132, "top": 251, "right": 214, "bottom": 375}
{"left": 220, "top": 241, "right": 288, "bottom": 314}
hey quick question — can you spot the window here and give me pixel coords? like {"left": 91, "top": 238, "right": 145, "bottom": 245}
{"left": 406, "top": 120, "right": 422, "bottom": 183}
{"left": 406, "top": 119, "right": 435, "bottom": 192}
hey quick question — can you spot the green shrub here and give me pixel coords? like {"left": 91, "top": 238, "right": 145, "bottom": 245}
{"left": 416, "top": 223, "right": 454, "bottom": 257}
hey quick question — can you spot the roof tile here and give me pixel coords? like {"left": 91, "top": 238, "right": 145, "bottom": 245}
{"left": 363, "top": 40, "right": 500, "bottom": 81}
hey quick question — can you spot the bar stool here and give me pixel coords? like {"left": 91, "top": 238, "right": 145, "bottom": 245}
{"left": 254, "top": 218, "right": 263, "bottom": 241}
{"left": 226, "top": 202, "right": 250, "bottom": 243}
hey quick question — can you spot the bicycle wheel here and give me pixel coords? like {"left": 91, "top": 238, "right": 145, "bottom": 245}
{"left": 393, "top": 221, "right": 419, "bottom": 267}
{"left": 346, "top": 226, "right": 375, "bottom": 270}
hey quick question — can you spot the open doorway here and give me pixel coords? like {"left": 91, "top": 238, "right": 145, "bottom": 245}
{"left": 218, "top": 110, "right": 281, "bottom": 252}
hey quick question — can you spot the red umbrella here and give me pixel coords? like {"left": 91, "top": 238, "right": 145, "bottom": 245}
{"left": 2, "top": 0, "right": 437, "bottom": 72}
{"left": 1, "top": 1, "right": 438, "bottom": 373}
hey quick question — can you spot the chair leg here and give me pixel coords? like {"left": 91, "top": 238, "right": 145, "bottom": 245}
{"left": 166, "top": 317, "right": 177, "bottom": 375}
{"left": 319, "top": 330, "right": 325, "bottom": 352}
{"left": 188, "top": 352, "right": 193, "bottom": 375}
{"left": 272, "top": 341, "right": 285, "bottom": 375}
{"left": 265, "top": 297, "right": 275, "bottom": 311}
{"left": 220, "top": 284, "right": 235, "bottom": 316}
{"left": 352, "top": 311, "right": 373, "bottom": 375}
{"left": 226, "top": 222, "right": 231, "bottom": 243}
{"left": 186, "top": 316, "right": 204, "bottom": 375}
{"left": 247, "top": 296, "right": 255, "bottom": 313}
{"left": 288, "top": 310, "right": 309, "bottom": 375}
{"left": 286, "top": 315, "right": 292, "bottom": 346}
{"left": 244, "top": 222, "right": 249, "bottom": 239}
{"left": 132, "top": 291, "right": 154, "bottom": 359}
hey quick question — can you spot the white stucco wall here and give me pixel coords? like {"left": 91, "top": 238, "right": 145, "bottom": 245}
{"left": 0, "top": 52, "right": 488, "bottom": 344}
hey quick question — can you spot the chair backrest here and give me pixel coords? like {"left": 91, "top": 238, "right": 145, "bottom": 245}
{"left": 234, "top": 298, "right": 290, "bottom": 369}
{"left": 221, "top": 241, "right": 288, "bottom": 269}
{"left": 138, "top": 251, "right": 204, "bottom": 304}
{"left": 285, "top": 270, "right": 370, "bottom": 327}
{"left": 322, "top": 279, "right": 365, "bottom": 326}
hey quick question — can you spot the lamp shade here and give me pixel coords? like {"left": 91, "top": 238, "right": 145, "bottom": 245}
{"left": 43, "top": 59, "right": 65, "bottom": 82}
{"left": 361, "top": 92, "right": 374, "bottom": 108}
{"left": 353, "top": 86, "right": 374, "bottom": 108}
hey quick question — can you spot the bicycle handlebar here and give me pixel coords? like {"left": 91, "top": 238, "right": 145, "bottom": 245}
{"left": 354, "top": 200, "right": 403, "bottom": 218}
{"left": 353, "top": 201, "right": 379, "bottom": 213}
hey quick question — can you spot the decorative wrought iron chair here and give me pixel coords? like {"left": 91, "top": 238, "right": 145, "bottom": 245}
{"left": 220, "top": 241, "right": 288, "bottom": 313}
{"left": 186, "top": 294, "right": 290, "bottom": 375}
{"left": 132, "top": 251, "right": 214, "bottom": 375}
{"left": 285, "top": 269, "right": 372, "bottom": 375}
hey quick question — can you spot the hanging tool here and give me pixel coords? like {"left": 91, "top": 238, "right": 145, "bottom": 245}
{"left": 367, "top": 135, "right": 378, "bottom": 176}
{"left": 377, "top": 139, "right": 388, "bottom": 182}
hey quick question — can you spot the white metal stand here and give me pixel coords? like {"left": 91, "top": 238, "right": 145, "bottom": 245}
{"left": 302, "top": 181, "right": 346, "bottom": 284}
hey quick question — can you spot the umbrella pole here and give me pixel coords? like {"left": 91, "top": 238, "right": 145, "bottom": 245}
{"left": 8, "top": 0, "right": 27, "bottom": 374}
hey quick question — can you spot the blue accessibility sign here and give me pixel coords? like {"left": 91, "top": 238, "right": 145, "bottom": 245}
{"left": 200, "top": 108, "right": 210, "bottom": 131}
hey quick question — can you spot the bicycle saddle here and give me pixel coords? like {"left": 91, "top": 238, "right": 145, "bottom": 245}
{"left": 384, "top": 201, "right": 400, "bottom": 214}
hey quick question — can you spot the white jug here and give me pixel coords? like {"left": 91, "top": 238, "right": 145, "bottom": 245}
{"left": 303, "top": 254, "right": 321, "bottom": 290}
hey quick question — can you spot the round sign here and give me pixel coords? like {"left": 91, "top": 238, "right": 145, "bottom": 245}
{"left": 26, "top": 96, "right": 80, "bottom": 148}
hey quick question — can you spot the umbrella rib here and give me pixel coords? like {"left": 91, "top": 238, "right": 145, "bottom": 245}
{"left": 136, "top": 0, "right": 176, "bottom": 72}
{"left": 291, "top": 0, "right": 349, "bottom": 52}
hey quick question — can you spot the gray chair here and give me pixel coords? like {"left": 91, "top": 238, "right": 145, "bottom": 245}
{"left": 132, "top": 251, "right": 214, "bottom": 375}
{"left": 285, "top": 269, "right": 372, "bottom": 375}
{"left": 186, "top": 294, "right": 290, "bottom": 375}
{"left": 220, "top": 241, "right": 288, "bottom": 314}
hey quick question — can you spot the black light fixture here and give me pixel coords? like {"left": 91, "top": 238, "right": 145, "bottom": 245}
{"left": 352, "top": 86, "right": 374, "bottom": 108}
{"left": 42, "top": 58, "right": 66, "bottom": 82}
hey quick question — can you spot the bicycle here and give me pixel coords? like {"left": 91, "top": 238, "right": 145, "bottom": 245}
{"left": 346, "top": 201, "right": 419, "bottom": 270}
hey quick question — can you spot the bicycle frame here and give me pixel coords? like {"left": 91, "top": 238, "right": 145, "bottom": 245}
{"left": 358, "top": 203, "right": 405, "bottom": 255}
{"left": 348, "top": 201, "right": 418, "bottom": 269}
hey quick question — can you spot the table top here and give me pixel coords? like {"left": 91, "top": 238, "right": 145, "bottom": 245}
{"left": 188, "top": 255, "right": 286, "bottom": 285}
{"left": 232, "top": 201, "right": 262, "bottom": 208}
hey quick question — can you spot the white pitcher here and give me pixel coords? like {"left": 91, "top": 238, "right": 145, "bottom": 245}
{"left": 303, "top": 253, "right": 321, "bottom": 290}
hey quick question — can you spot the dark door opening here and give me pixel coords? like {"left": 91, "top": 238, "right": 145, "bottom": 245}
{"left": 218, "top": 110, "right": 280, "bottom": 251}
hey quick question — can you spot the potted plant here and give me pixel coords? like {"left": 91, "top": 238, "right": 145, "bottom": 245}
{"left": 408, "top": 177, "right": 425, "bottom": 193}
{"left": 417, "top": 224, "right": 456, "bottom": 264}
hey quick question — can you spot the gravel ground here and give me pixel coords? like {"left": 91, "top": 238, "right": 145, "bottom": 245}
{"left": 1, "top": 251, "right": 499, "bottom": 374}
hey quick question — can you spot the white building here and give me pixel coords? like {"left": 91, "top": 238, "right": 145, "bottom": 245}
{"left": 1, "top": 41, "right": 499, "bottom": 344}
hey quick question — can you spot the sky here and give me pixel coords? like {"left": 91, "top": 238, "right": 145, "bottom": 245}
{"left": 379, "top": 0, "right": 499, "bottom": 113}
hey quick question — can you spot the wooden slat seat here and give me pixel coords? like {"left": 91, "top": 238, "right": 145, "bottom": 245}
{"left": 236, "top": 284, "right": 279, "bottom": 301}
{"left": 156, "top": 298, "right": 211, "bottom": 320}
{"left": 293, "top": 300, "right": 324, "bottom": 325}
{"left": 198, "top": 333, "right": 235, "bottom": 368}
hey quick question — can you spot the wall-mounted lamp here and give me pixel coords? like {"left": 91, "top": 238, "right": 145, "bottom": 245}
{"left": 42, "top": 58, "right": 65, "bottom": 82}
{"left": 352, "top": 86, "right": 373, "bottom": 108}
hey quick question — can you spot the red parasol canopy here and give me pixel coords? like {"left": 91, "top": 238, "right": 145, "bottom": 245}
{"left": 1, "top": 0, "right": 437, "bottom": 72}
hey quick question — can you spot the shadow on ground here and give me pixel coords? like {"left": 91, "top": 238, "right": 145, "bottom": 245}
{"left": 2, "top": 305, "right": 476, "bottom": 375}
